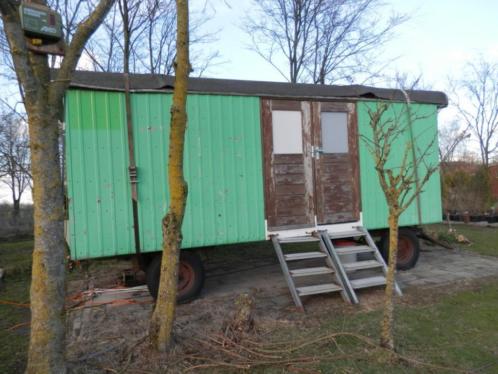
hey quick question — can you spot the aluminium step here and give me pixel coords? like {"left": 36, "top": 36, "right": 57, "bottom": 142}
{"left": 335, "top": 245, "right": 374, "bottom": 255}
{"left": 296, "top": 283, "right": 342, "bottom": 296}
{"left": 350, "top": 275, "right": 386, "bottom": 289}
{"left": 342, "top": 260, "right": 383, "bottom": 272}
{"left": 328, "top": 230, "right": 366, "bottom": 239}
{"left": 278, "top": 236, "right": 320, "bottom": 244}
{"left": 289, "top": 266, "right": 334, "bottom": 277}
{"left": 284, "top": 252, "right": 328, "bottom": 261}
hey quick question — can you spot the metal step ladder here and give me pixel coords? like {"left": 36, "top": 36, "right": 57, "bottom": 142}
{"left": 319, "top": 227, "right": 402, "bottom": 304}
{"left": 271, "top": 233, "right": 351, "bottom": 311}
{"left": 272, "top": 226, "right": 402, "bottom": 310}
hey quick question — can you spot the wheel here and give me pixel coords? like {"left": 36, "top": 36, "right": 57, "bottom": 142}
{"left": 380, "top": 229, "right": 420, "bottom": 270}
{"left": 146, "top": 251, "right": 205, "bottom": 303}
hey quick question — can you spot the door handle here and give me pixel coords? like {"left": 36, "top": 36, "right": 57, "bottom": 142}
{"left": 311, "top": 146, "right": 323, "bottom": 159}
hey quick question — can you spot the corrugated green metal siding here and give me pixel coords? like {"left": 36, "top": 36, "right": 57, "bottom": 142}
{"left": 65, "top": 90, "right": 265, "bottom": 259}
{"left": 132, "top": 93, "right": 265, "bottom": 251}
{"left": 65, "top": 90, "right": 135, "bottom": 259}
{"left": 66, "top": 89, "right": 442, "bottom": 260}
{"left": 357, "top": 101, "right": 442, "bottom": 229}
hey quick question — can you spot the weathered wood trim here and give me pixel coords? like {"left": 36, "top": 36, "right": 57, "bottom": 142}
{"left": 262, "top": 98, "right": 315, "bottom": 229}
{"left": 350, "top": 103, "right": 361, "bottom": 218}
{"left": 270, "top": 99, "right": 302, "bottom": 111}
{"left": 311, "top": 101, "right": 322, "bottom": 220}
{"left": 261, "top": 99, "right": 273, "bottom": 221}
{"left": 314, "top": 101, "right": 360, "bottom": 224}
{"left": 301, "top": 101, "right": 315, "bottom": 226}
{"left": 262, "top": 98, "right": 361, "bottom": 229}
{"left": 320, "top": 102, "right": 351, "bottom": 112}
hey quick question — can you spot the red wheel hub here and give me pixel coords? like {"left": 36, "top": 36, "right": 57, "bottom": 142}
{"left": 177, "top": 261, "right": 195, "bottom": 294}
{"left": 397, "top": 236, "right": 413, "bottom": 264}
{"left": 333, "top": 239, "right": 356, "bottom": 248}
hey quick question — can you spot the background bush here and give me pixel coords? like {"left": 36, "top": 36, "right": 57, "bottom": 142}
{"left": 0, "top": 203, "right": 33, "bottom": 239}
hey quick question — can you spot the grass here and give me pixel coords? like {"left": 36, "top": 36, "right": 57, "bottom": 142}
{"left": 424, "top": 223, "right": 498, "bottom": 257}
{"left": 0, "top": 239, "right": 33, "bottom": 276}
{"left": 342, "top": 282, "right": 498, "bottom": 372}
{"left": 394, "top": 283, "right": 498, "bottom": 372}
{"left": 0, "top": 239, "right": 32, "bottom": 374}
{"left": 257, "top": 280, "right": 498, "bottom": 373}
{"left": 1, "top": 234, "right": 498, "bottom": 373}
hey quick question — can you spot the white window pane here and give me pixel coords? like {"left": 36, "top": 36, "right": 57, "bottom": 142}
{"left": 321, "top": 112, "right": 348, "bottom": 153}
{"left": 272, "top": 110, "right": 303, "bottom": 154}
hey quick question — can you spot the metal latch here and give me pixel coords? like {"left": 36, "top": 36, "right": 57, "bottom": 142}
{"left": 311, "top": 146, "right": 323, "bottom": 159}
{"left": 129, "top": 166, "right": 138, "bottom": 184}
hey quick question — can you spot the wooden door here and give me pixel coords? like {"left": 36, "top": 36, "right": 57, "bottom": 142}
{"left": 312, "top": 102, "right": 360, "bottom": 224}
{"left": 262, "top": 99, "right": 314, "bottom": 230}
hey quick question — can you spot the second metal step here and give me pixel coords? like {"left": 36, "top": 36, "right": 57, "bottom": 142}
{"left": 296, "top": 283, "right": 342, "bottom": 296}
{"left": 289, "top": 266, "right": 334, "bottom": 277}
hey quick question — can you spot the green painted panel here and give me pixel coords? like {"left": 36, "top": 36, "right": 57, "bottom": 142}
{"left": 357, "top": 101, "right": 442, "bottom": 229}
{"left": 65, "top": 90, "right": 135, "bottom": 259}
{"left": 132, "top": 93, "right": 266, "bottom": 251}
{"left": 66, "top": 90, "right": 265, "bottom": 259}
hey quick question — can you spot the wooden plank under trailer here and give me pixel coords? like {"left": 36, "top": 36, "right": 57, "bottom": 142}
{"left": 271, "top": 227, "right": 402, "bottom": 311}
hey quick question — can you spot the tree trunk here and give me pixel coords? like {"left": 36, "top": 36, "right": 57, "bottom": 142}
{"left": 11, "top": 197, "right": 20, "bottom": 236}
{"left": 149, "top": 0, "right": 189, "bottom": 352}
{"left": 380, "top": 210, "right": 400, "bottom": 351}
{"left": 12, "top": 197, "right": 20, "bottom": 217}
{"left": 1, "top": 1, "right": 115, "bottom": 372}
{"left": 26, "top": 105, "right": 66, "bottom": 373}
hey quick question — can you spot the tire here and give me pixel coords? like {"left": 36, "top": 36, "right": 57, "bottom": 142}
{"left": 380, "top": 229, "right": 420, "bottom": 271}
{"left": 146, "top": 251, "right": 205, "bottom": 303}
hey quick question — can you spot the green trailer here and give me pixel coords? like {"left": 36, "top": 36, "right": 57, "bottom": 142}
{"left": 64, "top": 71, "right": 446, "bottom": 303}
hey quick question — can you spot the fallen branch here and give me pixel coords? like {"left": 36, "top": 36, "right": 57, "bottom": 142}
{"left": 243, "top": 331, "right": 377, "bottom": 354}
{"left": 118, "top": 335, "right": 149, "bottom": 374}
{"left": 66, "top": 298, "right": 152, "bottom": 311}
{"left": 215, "top": 333, "right": 281, "bottom": 359}
{"left": 0, "top": 299, "right": 30, "bottom": 308}
{"left": 418, "top": 231, "right": 454, "bottom": 249}
{"left": 6, "top": 321, "right": 30, "bottom": 331}
{"left": 179, "top": 330, "right": 470, "bottom": 373}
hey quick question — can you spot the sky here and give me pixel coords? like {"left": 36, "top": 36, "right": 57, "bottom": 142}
{"left": 2, "top": 0, "right": 498, "bottom": 203}
{"left": 200, "top": 0, "right": 498, "bottom": 88}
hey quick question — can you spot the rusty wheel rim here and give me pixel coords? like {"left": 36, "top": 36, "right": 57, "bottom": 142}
{"left": 397, "top": 237, "right": 413, "bottom": 265}
{"left": 178, "top": 261, "right": 195, "bottom": 293}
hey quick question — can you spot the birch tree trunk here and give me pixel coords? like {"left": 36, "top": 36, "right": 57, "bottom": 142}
{"left": 26, "top": 103, "right": 67, "bottom": 374}
{"left": 149, "top": 0, "right": 190, "bottom": 352}
{"left": 0, "top": 1, "right": 114, "bottom": 372}
{"left": 364, "top": 102, "right": 439, "bottom": 352}
{"left": 380, "top": 209, "right": 400, "bottom": 350}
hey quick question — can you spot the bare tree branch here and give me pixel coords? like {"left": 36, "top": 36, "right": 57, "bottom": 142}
{"left": 51, "top": 0, "right": 115, "bottom": 107}
{"left": 244, "top": 0, "right": 407, "bottom": 84}
{"left": 451, "top": 57, "right": 498, "bottom": 166}
{"left": 82, "top": 0, "right": 221, "bottom": 75}
{"left": 0, "top": 108, "right": 31, "bottom": 212}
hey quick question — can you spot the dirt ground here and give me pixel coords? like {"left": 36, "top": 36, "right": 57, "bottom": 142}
{"left": 65, "top": 242, "right": 498, "bottom": 372}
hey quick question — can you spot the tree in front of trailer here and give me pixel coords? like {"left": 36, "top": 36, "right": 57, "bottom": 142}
{"left": 149, "top": 0, "right": 190, "bottom": 352}
{"left": 362, "top": 101, "right": 439, "bottom": 350}
{"left": 0, "top": 1, "right": 114, "bottom": 372}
